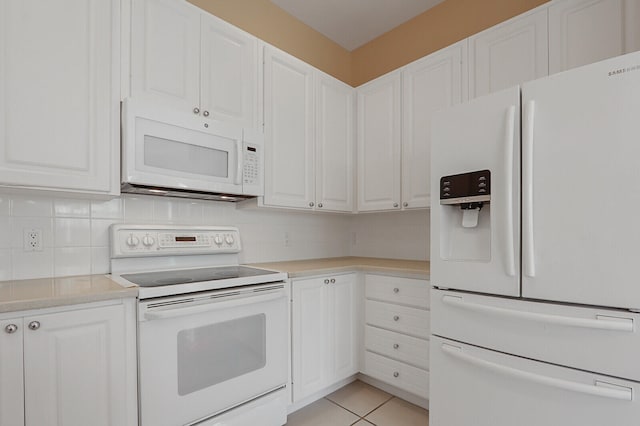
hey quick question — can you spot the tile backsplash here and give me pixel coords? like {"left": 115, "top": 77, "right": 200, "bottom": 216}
{"left": 0, "top": 193, "right": 429, "bottom": 281}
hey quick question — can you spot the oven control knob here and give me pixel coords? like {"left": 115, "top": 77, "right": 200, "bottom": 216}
{"left": 225, "top": 235, "right": 235, "bottom": 245}
{"left": 142, "top": 235, "right": 155, "bottom": 247}
{"left": 214, "top": 235, "right": 223, "bottom": 246}
{"left": 126, "top": 234, "right": 140, "bottom": 247}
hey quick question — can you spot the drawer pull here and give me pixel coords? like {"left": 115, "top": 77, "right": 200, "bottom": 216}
{"left": 330, "top": 278, "right": 336, "bottom": 284}
{"left": 393, "top": 372, "right": 400, "bottom": 378}
{"left": 324, "top": 279, "right": 330, "bottom": 284}
{"left": 442, "top": 295, "right": 634, "bottom": 332}
{"left": 393, "top": 315, "right": 400, "bottom": 321}
{"left": 393, "top": 343, "right": 399, "bottom": 349}
{"left": 442, "top": 343, "right": 633, "bottom": 401}
{"left": 393, "top": 287, "right": 399, "bottom": 293}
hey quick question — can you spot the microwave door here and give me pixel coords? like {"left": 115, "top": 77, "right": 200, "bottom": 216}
{"left": 125, "top": 115, "right": 242, "bottom": 194}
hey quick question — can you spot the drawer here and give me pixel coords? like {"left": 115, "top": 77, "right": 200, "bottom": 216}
{"left": 431, "top": 336, "right": 640, "bottom": 426}
{"left": 366, "top": 274, "right": 430, "bottom": 308}
{"left": 366, "top": 300, "right": 429, "bottom": 339}
{"left": 365, "top": 325, "right": 429, "bottom": 370}
{"left": 432, "top": 289, "right": 640, "bottom": 381}
{"left": 365, "top": 351, "right": 429, "bottom": 398}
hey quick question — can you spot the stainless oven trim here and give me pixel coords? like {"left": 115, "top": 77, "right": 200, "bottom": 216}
{"left": 140, "top": 283, "right": 286, "bottom": 321}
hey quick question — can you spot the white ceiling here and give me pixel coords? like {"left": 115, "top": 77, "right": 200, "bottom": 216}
{"left": 270, "top": 0, "right": 446, "bottom": 51}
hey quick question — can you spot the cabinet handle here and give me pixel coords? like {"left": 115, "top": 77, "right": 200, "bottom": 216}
{"left": 4, "top": 324, "right": 18, "bottom": 334}
{"left": 330, "top": 278, "right": 335, "bottom": 284}
{"left": 318, "top": 203, "right": 323, "bottom": 208}
{"left": 28, "top": 321, "right": 40, "bottom": 331}
{"left": 193, "top": 107, "right": 200, "bottom": 114}
{"left": 393, "top": 287, "right": 399, "bottom": 294}
{"left": 393, "top": 343, "right": 399, "bottom": 349}
{"left": 393, "top": 203, "right": 399, "bottom": 208}
{"left": 393, "top": 315, "right": 400, "bottom": 322}
{"left": 203, "top": 110, "right": 210, "bottom": 117}
{"left": 393, "top": 372, "right": 400, "bottom": 378}
{"left": 309, "top": 202, "right": 315, "bottom": 207}
{"left": 324, "top": 279, "right": 330, "bottom": 284}
{"left": 403, "top": 202, "right": 408, "bottom": 207}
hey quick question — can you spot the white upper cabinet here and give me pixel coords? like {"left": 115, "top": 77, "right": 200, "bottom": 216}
{"left": 0, "top": 0, "right": 119, "bottom": 195}
{"left": 200, "top": 14, "right": 258, "bottom": 127}
{"left": 357, "top": 71, "right": 402, "bottom": 212}
{"left": 263, "top": 46, "right": 315, "bottom": 209}
{"left": 469, "top": 7, "right": 548, "bottom": 98}
{"left": 130, "top": 0, "right": 259, "bottom": 128}
{"left": 263, "top": 45, "right": 354, "bottom": 212}
{"left": 315, "top": 73, "right": 355, "bottom": 212}
{"left": 401, "top": 41, "right": 468, "bottom": 209}
{"left": 130, "top": 0, "right": 200, "bottom": 111}
{"left": 549, "top": 0, "right": 640, "bottom": 74}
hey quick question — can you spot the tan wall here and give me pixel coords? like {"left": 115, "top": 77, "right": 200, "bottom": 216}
{"left": 188, "top": 0, "right": 352, "bottom": 84}
{"left": 352, "top": 0, "right": 550, "bottom": 86}
{"left": 189, "top": 0, "right": 550, "bottom": 87}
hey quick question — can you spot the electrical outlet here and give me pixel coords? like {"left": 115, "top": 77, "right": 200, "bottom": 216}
{"left": 284, "top": 232, "right": 290, "bottom": 247}
{"left": 23, "top": 228, "right": 43, "bottom": 252}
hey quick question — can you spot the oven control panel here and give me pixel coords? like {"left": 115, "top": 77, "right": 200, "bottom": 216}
{"left": 110, "top": 225, "right": 241, "bottom": 257}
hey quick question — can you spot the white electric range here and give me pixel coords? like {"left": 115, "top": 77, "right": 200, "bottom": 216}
{"left": 109, "top": 224, "right": 289, "bottom": 426}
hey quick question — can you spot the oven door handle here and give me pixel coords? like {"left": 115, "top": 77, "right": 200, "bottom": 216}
{"left": 144, "top": 291, "right": 286, "bottom": 321}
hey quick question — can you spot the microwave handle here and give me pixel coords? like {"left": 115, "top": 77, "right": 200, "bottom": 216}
{"left": 235, "top": 140, "right": 243, "bottom": 185}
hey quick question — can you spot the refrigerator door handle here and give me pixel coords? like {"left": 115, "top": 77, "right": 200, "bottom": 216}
{"left": 441, "top": 343, "right": 633, "bottom": 401}
{"left": 523, "top": 100, "right": 536, "bottom": 277}
{"left": 442, "top": 295, "right": 634, "bottom": 332}
{"left": 504, "top": 105, "right": 517, "bottom": 277}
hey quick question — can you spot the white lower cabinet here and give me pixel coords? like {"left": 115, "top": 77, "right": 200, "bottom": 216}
{"left": 0, "top": 301, "right": 137, "bottom": 426}
{"left": 363, "top": 274, "right": 430, "bottom": 398}
{"left": 291, "top": 273, "right": 359, "bottom": 401}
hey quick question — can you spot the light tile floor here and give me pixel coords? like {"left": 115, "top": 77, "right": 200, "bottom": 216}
{"left": 286, "top": 380, "right": 429, "bottom": 426}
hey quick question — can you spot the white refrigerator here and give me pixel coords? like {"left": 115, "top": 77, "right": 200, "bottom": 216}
{"left": 430, "top": 51, "right": 640, "bottom": 425}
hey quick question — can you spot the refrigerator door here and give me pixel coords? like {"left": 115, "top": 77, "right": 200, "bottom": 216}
{"left": 521, "top": 51, "right": 640, "bottom": 309}
{"left": 431, "top": 86, "right": 520, "bottom": 296}
{"left": 430, "top": 336, "right": 640, "bottom": 426}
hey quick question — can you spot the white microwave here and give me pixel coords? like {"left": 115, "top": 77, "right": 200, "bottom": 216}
{"left": 121, "top": 98, "right": 263, "bottom": 201}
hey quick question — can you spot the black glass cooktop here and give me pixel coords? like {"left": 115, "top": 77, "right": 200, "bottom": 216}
{"left": 121, "top": 266, "right": 277, "bottom": 287}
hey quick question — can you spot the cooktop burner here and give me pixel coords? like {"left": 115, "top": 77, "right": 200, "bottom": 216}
{"left": 121, "top": 266, "right": 276, "bottom": 288}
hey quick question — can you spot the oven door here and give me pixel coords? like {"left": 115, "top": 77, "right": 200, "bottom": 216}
{"left": 122, "top": 98, "right": 244, "bottom": 194}
{"left": 138, "top": 283, "right": 288, "bottom": 426}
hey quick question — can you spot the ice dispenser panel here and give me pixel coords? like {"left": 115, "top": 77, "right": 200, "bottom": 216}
{"left": 439, "top": 170, "right": 491, "bottom": 261}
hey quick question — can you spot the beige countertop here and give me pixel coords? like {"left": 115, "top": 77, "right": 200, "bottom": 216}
{"left": 0, "top": 275, "right": 138, "bottom": 314}
{"left": 249, "top": 257, "right": 430, "bottom": 279}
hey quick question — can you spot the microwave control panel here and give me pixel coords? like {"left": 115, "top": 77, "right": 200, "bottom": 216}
{"left": 243, "top": 144, "right": 260, "bottom": 185}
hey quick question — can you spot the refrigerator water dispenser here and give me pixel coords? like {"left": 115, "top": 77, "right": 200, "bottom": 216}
{"left": 439, "top": 170, "right": 491, "bottom": 261}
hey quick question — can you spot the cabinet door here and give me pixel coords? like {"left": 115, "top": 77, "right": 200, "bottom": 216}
{"left": 130, "top": 0, "right": 200, "bottom": 112}
{"left": 263, "top": 46, "right": 315, "bottom": 209}
{"left": 0, "top": 0, "right": 119, "bottom": 194}
{"left": 24, "top": 304, "right": 128, "bottom": 426}
{"left": 549, "top": 0, "right": 640, "bottom": 74}
{"left": 469, "top": 7, "right": 548, "bottom": 98}
{"left": 402, "top": 41, "right": 467, "bottom": 209}
{"left": 357, "top": 71, "right": 402, "bottom": 212}
{"left": 200, "top": 14, "right": 258, "bottom": 128}
{"left": 315, "top": 73, "right": 355, "bottom": 212}
{"left": 0, "top": 318, "right": 24, "bottom": 426}
{"left": 292, "top": 277, "right": 328, "bottom": 401}
{"left": 327, "top": 274, "right": 358, "bottom": 381}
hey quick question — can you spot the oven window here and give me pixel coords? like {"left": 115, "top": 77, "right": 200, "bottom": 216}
{"left": 177, "top": 314, "right": 266, "bottom": 395}
{"left": 144, "top": 135, "right": 229, "bottom": 178}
